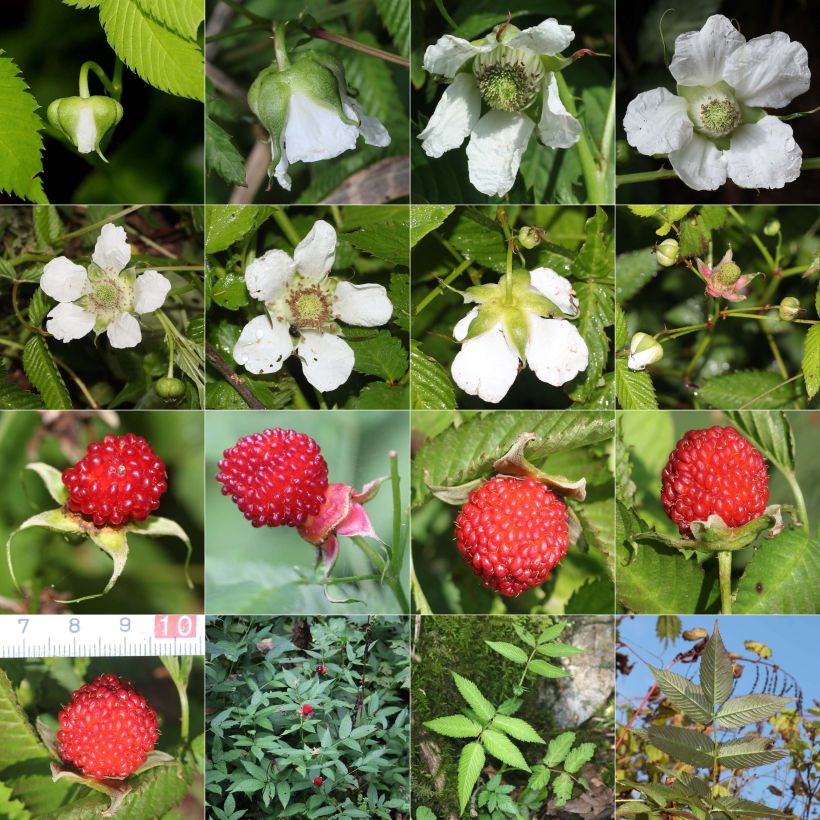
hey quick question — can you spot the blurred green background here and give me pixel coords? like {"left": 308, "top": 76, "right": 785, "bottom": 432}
{"left": 1, "top": 0, "right": 203, "bottom": 203}
{"left": 620, "top": 410, "right": 820, "bottom": 545}
{"left": 205, "top": 410, "right": 410, "bottom": 614}
{"left": 0, "top": 411, "right": 204, "bottom": 614}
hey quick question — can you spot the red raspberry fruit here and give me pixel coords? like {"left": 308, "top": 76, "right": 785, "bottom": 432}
{"left": 62, "top": 433, "right": 167, "bottom": 527}
{"left": 316, "top": 665, "right": 327, "bottom": 675}
{"left": 301, "top": 703, "right": 314, "bottom": 716}
{"left": 661, "top": 425, "right": 769, "bottom": 536}
{"left": 455, "top": 476, "right": 569, "bottom": 597}
{"left": 313, "top": 776, "right": 324, "bottom": 787}
{"left": 57, "top": 673, "right": 159, "bottom": 779}
{"left": 216, "top": 428, "right": 328, "bottom": 528}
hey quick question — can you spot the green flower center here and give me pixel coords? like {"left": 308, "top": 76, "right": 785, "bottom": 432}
{"left": 93, "top": 282, "right": 118, "bottom": 308}
{"left": 697, "top": 97, "right": 741, "bottom": 138}
{"left": 286, "top": 284, "right": 333, "bottom": 330}
{"left": 715, "top": 260, "right": 741, "bottom": 286}
{"left": 473, "top": 47, "right": 543, "bottom": 113}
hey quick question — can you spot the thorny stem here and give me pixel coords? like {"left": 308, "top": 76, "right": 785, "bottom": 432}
{"left": 617, "top": 157, "right": 820, "bottom": 186}
{"left": 414, "top": 259, "right": 471, "bottom": 315}
{"left": 303, "top": 26, "right": 409, "bottom": 68}
{"left": 56, "top": 205, "right": 142, "bottom": 243}
{"left": 205, "top": 342, "right": 265, "bottom": 408}
{"left": 717, "top": 550, "right": 733, "bottom": 615}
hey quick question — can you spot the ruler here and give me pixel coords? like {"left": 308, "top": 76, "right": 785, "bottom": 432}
{"left": 0, "top": 615, "right": 205, "bottom": 658}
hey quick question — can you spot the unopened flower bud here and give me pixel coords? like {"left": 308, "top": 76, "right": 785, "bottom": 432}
{"left": 47, "top": 95, "right": 123, "bottom": 162}
{"left": 155, "top": 376, "right": 186, "bottom": 400}
{"left": 656, "top": 238, "right": 679, "bottom": 267}
{"left": 763, "top": 219, "right": 781, "bottom": 237}
{"left": 778, "top": 296, "right": 801, "bottom": 321}
{"left": 627, "top": 332, "right": 663, "bottom": 371}
{"left": 518, "top": 226, "right": 540, "bottom": 249}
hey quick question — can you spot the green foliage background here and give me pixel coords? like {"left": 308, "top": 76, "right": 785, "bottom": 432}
{"left": 0, "top": 410, "right": 204, "bottom": 614}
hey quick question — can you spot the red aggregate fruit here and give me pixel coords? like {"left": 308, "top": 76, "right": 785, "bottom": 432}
{"left": 313, "top": 776, "right": 324, "bottom": 786}
{"left": 57, "top": 673, "right": 159, "bottom": 779}
{"left": 454, "top": 476, "right": 569, "bottom": 597}
{"left": 316, "top": 665, "right": 327, "bottom": 675}
{"left": 301, "top": 703, "right": 314, "bottom": 716}
{"left": 661, "top": 425, "right": 769, "bottom": 536}
{"left": 62, "top": 433, "right": 167, "bottom": 527}
{"left": 216, "top": 428, "right": 329, "bottom": 528}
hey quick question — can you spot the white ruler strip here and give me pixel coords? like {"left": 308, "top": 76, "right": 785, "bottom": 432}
{"left": 0, "top": 614, "right": 205, "bottom": 657}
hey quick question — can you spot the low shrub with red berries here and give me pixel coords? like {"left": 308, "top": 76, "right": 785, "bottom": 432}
{"left": 62, "top": 433, "right": 167, "bottom": 527}
{"left": 313, "top": 776, "right": 324, "bottom": 787}
{"left": 300, "top": 703, "right": 313, "bottom": 716}
{"left": 57, "top": 673, "right": 159, "bottom": 779}
{"left": 455, "top": 476, "right": 569, "bottom": 597}
{"left": 661, "top": 425, "right": 769, "bottom": 536}
{"left": 216, "top": 428, "right": 328, "bottom": 528}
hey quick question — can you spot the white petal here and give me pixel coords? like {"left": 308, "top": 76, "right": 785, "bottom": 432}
{"left": 233, "top": 315, "right": 293, "bottom": 374}
{"left": 623, "top": 88, "right": 692, "bottom": 156}
{"left": 342, "top": 96, "right": 391, "bottom": 147}
{"left": 451, "top": 324, "right": 519, "bottom": 404}
{"left": 418, "top": 74, "right": 481, "bottom": 158}
{"left": 628, "top": 348, "right": 655, "bottom": 371}
{"left": 45, "top": 302, "right": 95, "bottom": 343}
{"left": 75, "top": 107, "right": 97, "bottom": 154}
{"left": 669, "top": 133, "right": 728, "bottom": 190}
{"left": 245, "top": 249, "right": 296, "bottom": 303}
{"left": 133, "top": 270, "right": 171, "bottom": 314}
{"left": 506, "top": 18, "right": 574, "bottom": 55}
{"left": 466, "top": 110, "right": 535, "bottom": 197}
{"left": 529, "top": 268, "right": 579, "bottom": 317}
{"left": 723, "top": 32, "right": 810, "bottom": 108}
{"left": 453, "top": 307, "right": 480, "bottom": 342}
{"left": 669, "top": 14, "right": 745, "bottom": 87}
{"left": 525, "top": 316, "right": 589, "bottom": 387}
{"left": 273, "top": 136, "right": 292, "bottom": 191}
{"left": 537, "top": 73, "right": 581, "bottom": 149}
{"left": 333, "top": 281, "right": 392, "bottom": 327}
{"left": 297, "top": 330, "right": 355, "bottom": 392}
{"left": 106, "top": 312, "right": 142, "bottom": 349}
{"left": 40, "top": 257, "right": 88, "bottom": 302}
{"left": 283, "top": 92, "right": 359, "bottom": 164}
{"left": 423, "top": 34, "right": 490, "bottom": 78}
{"left": 92, "top": 223, "right": 131, "bottom": 275}
{"left": 294, "top": 220, "right": 337, "bottom": 281}
{"left": 726, "top": 116, "right": 802, "bottom": 189}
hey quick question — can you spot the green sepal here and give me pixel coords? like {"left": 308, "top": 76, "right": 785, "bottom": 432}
{"left": 501, "top": 306, "right": 529, "bottom": 364}
{"left": 463, "top": 303, "right": 503, "bottom": 340}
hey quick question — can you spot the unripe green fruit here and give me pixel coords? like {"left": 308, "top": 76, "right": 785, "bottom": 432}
{"left": 778, "top": 296, "right": 801, "bottom": 321}
{"left": 656, "top": 238, "right": 679, "bottom": 267}
{"left": 155, "top": 377, "right": 186, "bottom": 400}
{"left": 517, "top": 226, "right": 540, "bottom": 249}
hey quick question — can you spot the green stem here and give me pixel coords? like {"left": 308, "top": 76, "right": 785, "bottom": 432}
{"left": 728, "top": 207, "right": 774, "bottom": 271}
{"left": 216, "top": 0, "right": 268, "bottom": 24}
{"left": 781, "top": 468, "right": 809, "bottom": 532}
{"left": 717, "top": 551, "right": 733, "bottom": 615}
{"left": 517, "top": 644, "right": 540, "bottom": 690}
{"left": 410, "top": 564, "right": 431, "bottom": 615}
{"left": 273, "top": 21, "right": 290, "bottom": 69}
{"left": 414, "top": 259, "right": 470, "bottom": 315}
{"left": 78, "top": 61, "right": 117, "bottom": 98}
{"left": 56, "top": 205, "right": 142, "bottom": 243}
{"left": 303, "top": 26, "right": 409, "bottom": 68}
{"left": 389, "top": 450, "right": 401, "bottom": 574}
{"left": 617, "top": 157, "right": 820, "bottom": 186}
{"left": 598, "top": 79, "right": 616, "bottom": 188}
{"left": 555, "top": 72, "right": 605, "bottom": 202}
{"left": 762, "top": 323, "right": 789, "bottom": 381}
{"left": 272, "top": 207, "right": 301, "bottom": 246}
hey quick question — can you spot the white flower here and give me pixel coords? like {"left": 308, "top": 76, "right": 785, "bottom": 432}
{"left": 248, "top": 53, "right": 390, "bottom": 191}
{"left": 40, "top": 223, "right": 171, "bottom": 349}
{"left": 451, "top": 266, "right": 589, "bottom": 403}
{"left": 233, "top": 219, "right": 393, "bottom": 392}
{"left": 627, "top": 332, "right": 663, "bottom": 371}
{"left": 418, "top": 19, "right": 581, "bottom": 197}
{"left": 623, "top": 15, "right": 810, "bottom": 190}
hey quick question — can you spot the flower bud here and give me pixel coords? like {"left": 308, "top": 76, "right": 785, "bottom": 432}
{"left": 518, "top": 226, "right": 540, "bottom": 249}
{"left": 778, "top": 296, "right": 801, "bottom": 321}
{"left": 656, "top": 238, "right": 679, "bottom": 267}
{"left": 155, "top": 376, "right": 186, "bottom": 400}
{"left": 627, "top": 332, "right": 663, "bottom": 371}
{"left": 47, "top": 95, "right": 123, "bottom": 162}
{"left": 763, "top": 219, "right": 781, "bottom": 237}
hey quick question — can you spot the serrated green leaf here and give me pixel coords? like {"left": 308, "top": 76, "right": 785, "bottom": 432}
{"left": 344, "top": 222, "right": 409, "bottom": 267}
{"left": 678, "top": 214, "right": 710, "bottom": 258}
{"left": 211, "top": 272, "right": 248, "bottom": 309}
{"left": 410, "top": 205, "right": 454, "bottom": 246}
{"left": 490, "top": 714, "right": 545, "bottom": 744}
{"left": 645, "top": 725, "right": 713, "bottom": 768}
{"left": 545, "top": 731, "right": 575, "bottom": 766}
{"left": 452, "top": 672, "right": 494, "bottom": 723}
{"left": 206, "top": 116, "right": 246, "bottom": 188}
{"left": 484, "top": 641, "right": 529, "bottom": 664}
{"left": 538, "top": 621, "right": 569, "bottom": 643}
{"left": 713, "top": 796, "right": 792, "bottom": 817}
{"left": 457, "top": 742, "right": 484, "bottom": 816}
{"left": 535, "top": 642, "right": 583, "bottom": 657}
{"left": 717, "top": 736, "right": 788, "bottom": 769}
{"left": 410, "top": 341, "right": 456, "bottom": 409}
{"left": 616, "top": 359, "right": 658, "bottom": 409}
{"left": 648, "top": 667, "right": 713, "bottom": 723}
{"left": 615, "top": 249, "right": 660, "bottom": 302}
{"left": 700, "top": 205, "right": 729, "bottom": 230}
{"left": 802, "top": 324, "right": 820, "bottom": 399}
{"left": 570, "top": 279, "right": 613, "bottom": 403}
{"left": 528, "top": 659, "right": 570, "bottom": 678}
{"left": 389, "top": 272, "right": 410, "bottom": 332}
{"left": 527, "top": 764, "right": 550, "bottom": 791}
{"left": 563, "top": 742, "right": 596, "bottom": 773}
{"left": 206, "top": 206, "right": 267, "bottom": 253}
{"left": 697, "top": 370, "right": 802, "bottom": 410}
{"left": 349, "top": 330, "right": 407, "bottom": 381}
{"left": 733, "top": 529, "right": 819, "bottom": 613}
{"left": 33, "top": 205, "right": 63, "bottom": 246}
{"left": 374, "top": 0, "right": 409, "bottom": 56}
{"left": 615, "top": 302, "right": 628, "bottom": 349}
{"left": 133, "top": 0, "right": 203, "bottom": 39}
{"left": 716, "top": 694, "right": 794, "bottom": 728}
{"left": 628, "top": 206, "right": 662, "bottom": 217}
{"left": 0, "top": 50, "right": 46, "bottom": 203}
{"left": 480, "top": 729, "right": 530, "bottom": 771}
{"left": 423, "top": 715, "right": 481, "bottom": 738}
{"left": 572, "top": 208, "right": 613, "bottom": 282}
{"left": 345, "top": 381, "right": 408, "bottom": 409}
{"left": 98, "top": 0, "right": 204, "bottom": 101}
{"left": 723, "top": 410, "right": 795, "bottom": 473}
{"left": 22, "top": 336, "right": 71, "bottom": 408}
{"left": 552, "top": 771, "right": 573, "bottom": 806}
{"left": 700, "top": 623, "right": 733, "bottom": 711}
